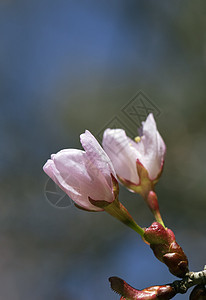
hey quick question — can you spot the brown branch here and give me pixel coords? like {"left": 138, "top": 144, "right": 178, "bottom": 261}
{"left": 172, "top": 266, "right": 206, "bottom": 294}
{"left": 109, "top": 266, "right": 206, "bottom": 299}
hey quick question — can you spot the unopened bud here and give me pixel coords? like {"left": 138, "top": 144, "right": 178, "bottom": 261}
{"left": 109, "top": 276, "right": 176, "bottom": 299}
{"left": 144, "top": 222, "right": 189, "bottom": 278}
{"left": 190, "top": 285, "right": 206, "bottom": 300}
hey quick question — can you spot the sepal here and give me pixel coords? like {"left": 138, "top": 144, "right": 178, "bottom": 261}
{"left": 74, "top": 203, "right": 102, "bottom": 212}
{"left": 117, "top": 160, "right": 153, "bottom": 198}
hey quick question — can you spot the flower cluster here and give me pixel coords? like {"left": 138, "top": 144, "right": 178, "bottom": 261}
{"left": 43, "top": 113, "right": 193, "bottom": 300}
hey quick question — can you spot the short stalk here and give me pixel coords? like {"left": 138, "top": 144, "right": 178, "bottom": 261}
{"left": 154, "top": 211, "right": 165, "bottom": 228}
{"left": 144, "top": 190, "right": 166, "bottom": 228}
{"left": 104, "top": 198, "right": 145, "bottom": 237}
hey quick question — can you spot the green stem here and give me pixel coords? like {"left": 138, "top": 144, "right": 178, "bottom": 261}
{"left": 154, "top": 211, "right": 165, "bottom": 228}
{"left": 104, "top": 198, "right": 145, "bottom": 237}
{"left": 142, "top": 190, "right": 166, "bottom": 228}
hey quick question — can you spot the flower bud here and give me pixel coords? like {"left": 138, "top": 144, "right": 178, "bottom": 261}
{"left": 190, "top": 285, "right": 206, "bottom": 300}
{"left": 109, "top": 276, "right": 176, "bottom": 299}
{"left": 144, "top": 222, "right": 189, "bottom": 278}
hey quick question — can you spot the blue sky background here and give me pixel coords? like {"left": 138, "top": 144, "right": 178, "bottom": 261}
{"left": 1, "top": 1, "right": 206, "bottom": 299}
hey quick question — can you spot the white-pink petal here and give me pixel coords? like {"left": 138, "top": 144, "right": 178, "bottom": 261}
{"left": 80, "top": 130, "right": 116, "bottom": 186}
{"left": 102, "top": 129, "right": 140, "bottom": 184}
{"left": 134, "top": 113, "right": 166, "bottom": 180}
{"left": 102, "top": 113, "right": 166, "bottom": 184}
{"left": 43, "top": 132, "right": 117, "bottom": 211}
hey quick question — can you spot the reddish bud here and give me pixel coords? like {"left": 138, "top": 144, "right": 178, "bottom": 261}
{"left": 144, "top": 222, "right": 171, "bottom": 244}
{"left": 109, "top": 276, "right": 176, "bottom": 299}
{"left": 144, "top": 222, "right": 189, "bottom": 278}
{"left": 190, "top": 285, "right": 206, "bottom": 300}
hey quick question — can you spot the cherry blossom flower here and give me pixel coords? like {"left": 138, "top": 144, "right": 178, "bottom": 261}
{"left": 43, "top": 130, "right": 117, "bottom": 212}
{"left": 102, "top": 113, "right": 166, "bottom": 195}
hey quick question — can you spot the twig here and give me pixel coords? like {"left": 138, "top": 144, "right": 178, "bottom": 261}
{"left": 109, "top": 266, "right": 206, "bottom": 299}
{"left": 172, "top": 266, "right": 206, "bottom": 294}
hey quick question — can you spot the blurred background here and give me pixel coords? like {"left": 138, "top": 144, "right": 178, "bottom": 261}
{"left": 1, "top": 0, "right": 206, "bottom": 299}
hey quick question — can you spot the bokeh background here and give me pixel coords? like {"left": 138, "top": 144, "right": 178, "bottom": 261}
{"left": 1, "top": 1, "right": 206, "bottom": 299}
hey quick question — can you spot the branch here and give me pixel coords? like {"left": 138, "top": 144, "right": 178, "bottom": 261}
{"left": 109, "top": 266, "right": 206, "bottom": 299}
{"left": 172, "top": 266, "right": 206, "bottom": 294}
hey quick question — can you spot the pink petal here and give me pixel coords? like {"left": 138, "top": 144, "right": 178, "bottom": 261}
{"left": 43, "top": 149, "right": 114, "bottom": 211}
{"left": 135, "top": 113, "right": 166, "bottom": 180}
{"left": 43, "top": 157, "right": 92, "bottom": 208}
{"left": 80, "top": 130, "right": 116, "bottom": 187}
{"left": 102, "top": 129, "right": 140, "bottom": 184}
